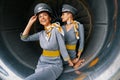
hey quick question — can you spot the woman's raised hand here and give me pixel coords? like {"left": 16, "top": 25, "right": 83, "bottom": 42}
{"left": 28, "top": 15, "right": 37, "bottom": 25}
{"left": 22, "top": 15, "right": 37, "bottom": 36}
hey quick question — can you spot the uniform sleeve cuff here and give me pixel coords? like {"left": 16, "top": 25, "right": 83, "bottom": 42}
{"left": 78, "top": 49, "right": 83, "bottom": 53}
{"left": 20, "top": 33, "right": 28, "bottom": 39}
{"left": 64, "top": 56, "right": 70, "bottom": 61}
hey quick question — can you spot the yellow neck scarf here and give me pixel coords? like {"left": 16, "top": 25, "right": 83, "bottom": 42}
{"left": 44, "top": 23, "right": 64, "bottom": 40}
{"left": 72, "top": 21, "right": 79, "bottom": 39}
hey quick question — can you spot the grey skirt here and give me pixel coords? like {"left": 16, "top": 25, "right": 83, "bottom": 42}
{"left": 24, "top": 55, "right": 63, "bottom": 80}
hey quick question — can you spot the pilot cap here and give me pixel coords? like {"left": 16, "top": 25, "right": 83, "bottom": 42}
{"left": 34, "top": 3, "right": 52, "bottom": 14}
{"left": 62, "top": 4, "right": 77, "bottom": 15}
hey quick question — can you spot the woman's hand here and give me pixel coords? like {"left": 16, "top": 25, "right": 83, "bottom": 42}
{"left": 27, "top": 15, "right": 37, "bottom": 26}
{"left": 22, "top": 15, "right": 37, "bottom": 36}
{"left": 77, "top": 51, "right": 82, "bottom": 59}
{"left": 68, "top": 59, "right": 74, "bottom": 67}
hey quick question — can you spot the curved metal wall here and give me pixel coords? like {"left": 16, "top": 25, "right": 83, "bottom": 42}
{"left": 0, "top": 0, "right": 120, "bottom": 80}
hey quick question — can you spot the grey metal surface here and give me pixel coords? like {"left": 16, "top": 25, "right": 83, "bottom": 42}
{"left": 0, "top": 0, "right": 120, "bottom": 80}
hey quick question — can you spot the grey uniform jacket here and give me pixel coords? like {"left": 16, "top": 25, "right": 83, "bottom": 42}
{"left": 21, "top": 26, "right": 70, "bottom": 80}
{"left": 62, "top": 21, "right": 84, "bottom": 59}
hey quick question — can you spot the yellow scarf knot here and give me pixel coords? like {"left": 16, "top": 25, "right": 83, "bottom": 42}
{"left": 44, "top": 22, "right": 64, "bottom": 41}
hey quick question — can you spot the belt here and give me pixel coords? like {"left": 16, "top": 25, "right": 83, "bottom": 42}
{"left": 42, "top": 50, "right": 60, "bottom": 57}
{"left": 66, "top": 44, "right": 76, "bottom": 50}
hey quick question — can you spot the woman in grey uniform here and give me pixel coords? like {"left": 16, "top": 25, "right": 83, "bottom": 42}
{"left": 21, "top": 3, "right": 73, "bottom": 80}
{"left": 61, "top": 4, "right": 85, "bottom": 73}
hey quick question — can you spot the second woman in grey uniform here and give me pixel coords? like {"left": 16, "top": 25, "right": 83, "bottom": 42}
{"left": 21, "top": 3, "right": 73, "bottom": 80}
{"left": 61, "top": 4, "right": 85, "bottom": 73}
